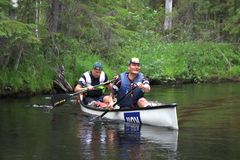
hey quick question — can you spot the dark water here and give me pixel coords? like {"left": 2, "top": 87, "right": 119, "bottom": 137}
{"left": 0, "top": 83, "right": 240, "bottom": 160}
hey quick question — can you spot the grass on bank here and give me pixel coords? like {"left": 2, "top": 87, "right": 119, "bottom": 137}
{"left": 0, "top": 40, "right": 239, "bottom": 95}
{"left": 111, "top": 38, "right": 240, "bottom": 83}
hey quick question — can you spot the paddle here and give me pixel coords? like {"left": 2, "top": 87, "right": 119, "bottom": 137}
{"left": 98, "top": 84, "right": 138, "bottom": 119}
{"left": 51, "top": 79, "right": 114, "bottom": 107}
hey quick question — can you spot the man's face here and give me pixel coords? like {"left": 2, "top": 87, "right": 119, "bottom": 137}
{"left": 128, "top": 63, "right": 140, "bottom": 74}
{"left": 92, "top": 68, "right": 102, "bottom": 78}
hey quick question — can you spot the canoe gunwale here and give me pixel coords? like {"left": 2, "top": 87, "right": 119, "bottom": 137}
{"left": 80, "top": 101, "right": 177, "bottom": 112}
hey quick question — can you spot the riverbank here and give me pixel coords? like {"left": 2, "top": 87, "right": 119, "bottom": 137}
{"left": 2, "top": 1, "right": 240, "bottom": 99}
{"left": 1, "top": 41, "right": 239, "bottom": 98}
{"left": 1, "top": 77, "right": 239, "bottom": 98}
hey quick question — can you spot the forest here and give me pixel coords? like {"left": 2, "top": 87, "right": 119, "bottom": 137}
{"left": 0, "top": 0, "right": 240, "bottom": 96}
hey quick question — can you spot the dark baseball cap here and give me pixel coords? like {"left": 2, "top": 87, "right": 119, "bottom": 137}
{"left": 93, "top": 62, "right": 103, "bottom": 70}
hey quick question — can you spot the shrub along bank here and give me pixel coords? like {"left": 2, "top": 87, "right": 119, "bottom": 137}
{"left": 0, "top": 40, "right": 239, "bottom": 97}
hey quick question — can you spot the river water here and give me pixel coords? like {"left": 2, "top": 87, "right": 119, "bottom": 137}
{"left": 0, "top": 83, "right": 240, "bottom": 160}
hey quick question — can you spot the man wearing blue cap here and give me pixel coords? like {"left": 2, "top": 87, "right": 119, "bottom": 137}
{"left": 74, "top": 62, "right": 112, "bottom": 106}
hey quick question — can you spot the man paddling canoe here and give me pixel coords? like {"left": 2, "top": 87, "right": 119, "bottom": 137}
{"left": 111, "top": 58, "right": 151, "bottom": 109}
{"left": 74, "top": 62, "right": 113, "bottom": 107}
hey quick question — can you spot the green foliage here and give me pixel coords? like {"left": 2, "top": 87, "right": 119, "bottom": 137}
{"left": 0, "top": 19, "right": 40, "bottom": 70}
{"left": 17, "top": 0, "right": 36, "bottom": 23}
{"left": 0, "top": 20, "right": 36, "bottom": 39}
{"left": 173, "top": 0, "right": 240, "bottom": 42}
{"left": 61, "top": 49, "right": 116, "bottom": 85}
{"left": 0, "top": 53, "right": 54, "bottom": 93}
{"left": 223, "top": 7, "right": 240, "bottom": 42}
{"left": 0, "top": 0, "right": 11, "bottom": 19}
{"left": 1, "top": 0, "right": 240, "bottom": 95}
{"left": 113, "top": 34, "right": 240, "bottom": 83}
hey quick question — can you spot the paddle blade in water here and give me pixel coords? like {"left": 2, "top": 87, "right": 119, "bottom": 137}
{"left": 51, "top": 94, "right": 70, "bottom": 107}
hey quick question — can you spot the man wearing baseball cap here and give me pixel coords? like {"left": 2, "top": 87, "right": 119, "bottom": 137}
{"left": 111, "top": 57, "right": 151, "bottom": 109}
{"left": 74, "top": 62, "right": 112, "bottom": 106}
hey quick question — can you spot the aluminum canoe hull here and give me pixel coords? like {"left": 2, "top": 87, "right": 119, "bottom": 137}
{"left": 80, "top": 103, "right": 179, "bottom": 130}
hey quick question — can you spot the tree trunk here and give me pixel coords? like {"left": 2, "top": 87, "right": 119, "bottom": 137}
{"left": 14, "top": 44, "right": 24, "bottom": 70}
{"left": 2, "top": 53, "right": 10, "bottom": 69}
{"left": 164, "top": 0, "right": 173, "bottom": 30}
{"left": 48, "top": 0, "right": 60, "bottom": 32}
{"left": 53, "top": 65, "right": 73, "bottom": 93}
{"left": 35, "top": 0, "right": 40, "bottom": 37}
{"left": 105, "top": 27, "right": 112, "bottom": 53}
{"left": 149, "top": 0, "right": 163, "bottom": 10}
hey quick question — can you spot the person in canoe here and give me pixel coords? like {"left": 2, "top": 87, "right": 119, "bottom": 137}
{"left": 74, "top": 62, "right": 113, "bottom": 108}
{"left": 111, "top": 58, "right": 151, "bottom": 109}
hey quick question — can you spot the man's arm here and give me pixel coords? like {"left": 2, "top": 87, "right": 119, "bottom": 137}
{"left": 74, "top": 84, "right": 85, "bottom": 92}
{"left": 136, "top": 77, "right": 151, "bottom": 93}
{"left": 107, "top": 76, "right": 121, "bottom": 109}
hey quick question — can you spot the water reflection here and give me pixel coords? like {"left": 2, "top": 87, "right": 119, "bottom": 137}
{"left": 76, "top": 119, "right": 178, "bottom": 160}
{"left": 2, "top": 83, "right": 240, "bottom": 160}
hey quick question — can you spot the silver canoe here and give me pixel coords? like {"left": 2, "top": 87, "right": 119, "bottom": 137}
{"left": 80, "top": 102, "right": 179, "bottom": 130}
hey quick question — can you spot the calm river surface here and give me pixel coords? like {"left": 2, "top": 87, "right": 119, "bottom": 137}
{"left": 0, "top": 83, "right": 240, "bottom": 160}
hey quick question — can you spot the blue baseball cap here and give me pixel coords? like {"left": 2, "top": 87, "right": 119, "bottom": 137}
{"left": 93, "top": 62, "right": 103, "bottom": 70}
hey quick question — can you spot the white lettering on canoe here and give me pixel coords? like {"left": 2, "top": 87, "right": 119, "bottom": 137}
{"left": 124, "top": 112, "right": 142, "bottom": 124}
{"left": 126, "top": 116, "right": 140, "bottom": 123}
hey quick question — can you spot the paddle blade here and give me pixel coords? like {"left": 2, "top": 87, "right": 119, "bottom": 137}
{"left": 51, "top": 94, "right": 70, "bottom": 107}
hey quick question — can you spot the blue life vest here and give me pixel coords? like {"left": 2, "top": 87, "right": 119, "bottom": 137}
{"left": 117, "top": 72, "right": 144, "bottom": 108}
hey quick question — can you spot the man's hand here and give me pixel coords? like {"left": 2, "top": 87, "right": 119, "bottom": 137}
{"left": 87, "top": 85, "right": 95, "bottom": 90}
{"left": 107, "top": 102, "right": 114, "bottom": 110}
{"left": 107, "top": 95, "right": 115, "bottom": 110}
{"left": 136, "top": 82, "right": 144, "bottom": 89}
{"left": 136, "top": 82, "right": 150, "bottom": 93}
